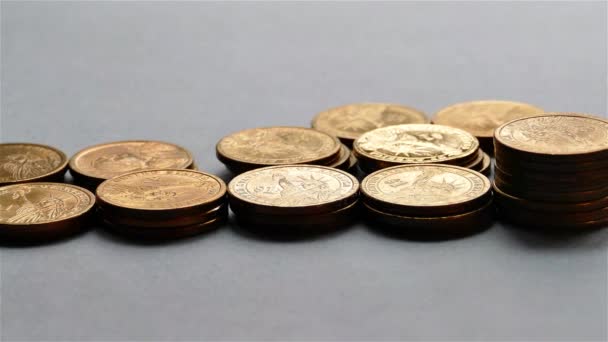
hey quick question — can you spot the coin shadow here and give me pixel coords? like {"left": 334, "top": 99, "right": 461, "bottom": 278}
{"left": 500, "top": 221, "right": 608, "bottom": 250}
{"left": 0, "top": 226, "right": 93, "bottom": 248}
{"left": 361, "top": 218, "right": 494, "bottom": 243}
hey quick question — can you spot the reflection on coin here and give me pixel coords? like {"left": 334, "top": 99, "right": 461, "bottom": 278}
{"left": 228, "top": 165, "right": 359, "bottom": 216}
{"left": 434, "top": 100, "right": 544, "bottom": 138}
{"left": 0, "top": 143, "right": 68, "bottom": 185}
{"left": 69, "top": 140, "right": 194, "bottom": 184}
{"left": 312, "top": 103, "right": 428, "bottom": 142}
{"left": 361, "top": 164, "right": 491, "bottom": 216}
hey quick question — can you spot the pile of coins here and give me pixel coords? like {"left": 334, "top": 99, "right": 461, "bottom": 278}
{"left": 228, "top": 165, "right": 359, "bottom": 234}
{"left": 493, "top": 114, "right": 608, "bottom": 229}
{"left": 352, "top": 124, "right": 490, "bottom": 176}
{"left": 96, "top": 169, "right": 228, "bottom": 240}
{"left": 361, "top": 164, "right": 494, "bottom": 238}
{"left": 216, "top": 127, "right": 356, "bottom": 174}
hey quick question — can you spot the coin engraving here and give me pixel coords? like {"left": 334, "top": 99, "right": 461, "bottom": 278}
{"left": 217, "top": 127, "right": 340, "bottom": 164}
{"left": 496, "top": 114, "right": 608, "bottom": 155}
{"left": 434, "top": 100, "right": 544, "bottom": 138}
{"left": 0, "top": 144, "right": 66, "bottom": 183}
{"left": 229, "top": 166, "right": 358, "bottom": 207}
{"left": 0, "top": 183, "right": 94, "bottom": 225}
{"left": 97, "top": 169, "right": 225, "bottom": 210}
{"left": 312, "top": 103, "right": 428, "bottom": 140}
{"left": 354, "top": 124, "right": 478, "bottom": 163}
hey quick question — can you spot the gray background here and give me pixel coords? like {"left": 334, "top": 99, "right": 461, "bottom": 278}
{"left": 1, "top": 1, "right": 607, "bottom": 341}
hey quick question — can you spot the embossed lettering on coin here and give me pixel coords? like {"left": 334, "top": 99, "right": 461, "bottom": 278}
{"left": 0, "top": 144, "right": 67, "bottom": 183}
{"left": 0, "top": 183, "right": 94, "bottom": 225}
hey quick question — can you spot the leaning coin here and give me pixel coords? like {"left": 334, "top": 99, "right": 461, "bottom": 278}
{"left": 0, "top": 143, "right": 68, "bottom": 186}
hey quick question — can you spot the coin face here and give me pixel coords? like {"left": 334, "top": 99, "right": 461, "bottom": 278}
{"left": 217, "top": 127, "right": 340, "bottom": 166}
{"left": 229, "top": 165, "right": 359, "bottom": 209}
{"left": 434, "top": 100, "right": 544, "bottom": 138}
{"left": 97, "top": 169, "right": 226, "bottom": 210}
{"left": 0, "top": 143, "right": 68, "bottom": 185}
{"left": 495, "top": 114, "right": 608, "bottom": 155}
{"left": 0, "top": 183, "right": 94, "bottom": 225}
{"left": 354, "top": 124, "right": 479, "bottom": 164}
{"left": 312, "top": 103, "right": 428, "bottom": 141}
{"left": 70, "top": 141, "right": 193, "bottom": 181}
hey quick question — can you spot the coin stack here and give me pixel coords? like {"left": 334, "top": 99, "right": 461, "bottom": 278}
{"left": 353, "top": 124, "right": 490, "bottom": 176}
{"left": 69, "top": 140, "right": 196, "bottom": 190}
{"left": 96, "top": 169, "right": 227, "bottom": 240}
{"left": 0, "top": 143, "right": 69, "bottom": 186}
{"left": 228, "top": 165, "right": 359, "bottom": 235}
{"left": 433, "top": 100, "right": 544, "bottom": 155}
{"left": 361, "top": 164, "right": 494, "bottom": 239}
{"left": 493, "top": 114, "right": 608, "bottom": 229}
{"left": 217, "top": 126, "right": 356, "bottom": 173}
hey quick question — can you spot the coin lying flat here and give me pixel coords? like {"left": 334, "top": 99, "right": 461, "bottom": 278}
{"left": 97, "top": 203, "right": 228, "bottom": 228}
{"left": 69, "top": 140, "right": 194, "bottom": 186}
{"left": 102, "top": 215, "right": 226, "bottom": 240}
{"left": 312, "top": 103, "right": 428, "bottom": 143}
{"left": 434, "top": 100, "right": 544, "bottom": 139}
{"left": 0, "top": 143, "right": 68, "bottom": 186}
{"left": 361, "top": 164, "right": 491, "bottom": 217}
{"left": 228, "top": 165, "right": 359, "bottom": 216}
{"left": 0, "top": 183, "right": 95, "bottom": 241}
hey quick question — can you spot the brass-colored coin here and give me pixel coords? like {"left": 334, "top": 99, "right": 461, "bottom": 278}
{"left": 96, "top": 169, "right": 227, "bottom": 216}
{"left": 434, "top": 100, "right": 544, "bottom": 138}
{"left": 353, "top": 124, "right": 479, "bottom": 171}
{"left": 462, "top": 149, "right": 484, "bottom": 170}
{"left": 312, "top": 103, "right": 428, "bottom": 143}
{"left": 361, "top": 164, "right": 491, "bottom": 217}
{"left": 493, "top": 176, "right": 608, "bottom": 203}
{"left": 216, "top": 127, "right": 341, "bottom": 172}
{"left": 0, "top": 143, "right": 68, "bottom": 185}
{"left": 478, "top": 152, "right": 491, "bottom": 176}
{"left": 97, "top": 203, "right": 228, "bottom": 229}
{"left": 494, "top": 114, "right": 608, "bottom": 159}
{"left": 0, "top": 183, "right": 95, "bottom": 241}
{"left": 69, "top": 140, "right": 194, "bottom": 185}
{"left": 327, "top": 144, "right": 351, "bottom": 170}
{"left": 228, "top": 165, "right": 359, "bottom": 216}
{"left": 494, "top": 164, "right": 608, "bottom": 190}
{"left": 103, "top": 215, "right": 225, "bottom": 241}
{"left": 495, "top": 203, "right": 608, "bottom": 229}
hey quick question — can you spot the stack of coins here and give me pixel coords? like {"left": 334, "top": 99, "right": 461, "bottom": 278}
{"left": 312, "top": 103, "right": 429, "bottom": 145}
{"left": 228, "top": 165, "right": 359, "bottom": 235}
{"left": 96, "top": 169, "right": 227, "bottom": 240}
{"left": 216, "top": 127, "right": 356, "bottom": 173}
{"left": 353, "top": 124, "right": 490, "bottom": 176}
{"left": 69, "top": 140, "right": 196, "bottom": 190}
{"left": 361, "top": 164, "right": 494, "bottom": 239}
{"left": 493, "top": 114, "right": 608, "bottom": 229}
{"left": 0, "top": 183, "right": 95, "bottom": 242}
{"left": 433, "top": 100, "right": 544, "bottom": 155}
{"left": 0, "top": 143, "right": 69, "bottom": 185}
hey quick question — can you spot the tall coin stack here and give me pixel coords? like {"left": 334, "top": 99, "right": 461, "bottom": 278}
{"left": 493, "top": 114, "right": 608, "bottom": 229}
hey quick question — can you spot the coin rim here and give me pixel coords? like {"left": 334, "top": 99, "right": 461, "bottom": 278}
{"left": 0, "top": 143, "right": 69, "bottom": 185}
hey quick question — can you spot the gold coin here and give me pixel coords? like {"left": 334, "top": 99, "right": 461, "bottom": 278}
{"left": 0, "top": 143, "right": 68, "bottom": 185}
{"left": 96, "top": 169, "right": 227, "bottom": 215}
{"left": 102, "top": 215, "right": 225, "bottom": 241}
{"left": 353, "top": 124, "right": 479, "bottom": 171}
{"left": 434, "top": 100, "right": 544, "bottom": 138}
{"left": 216, "top": 127, "right": 341, "bottom": 171}
{"left": 361, "top": 164, "right": 491, "bottom": 217}
{"left": 97, "top": 203, "right": 228, "bottom": 229}
{"left": 228, "top": 165, "right": 359, "bottom": 216}
{"left": 495, "top": 114, "right": 608, "bottom": 158}
{"left": 493, "top": 176, "right": 608, "bottom": 203}
{"left": 327, "top": 143, "right": 351, "bottom": 170}
{"left": 0, "top": 183, "right": 95, "bottom": 240}
{"left": 478, "top": 152, "right": 491, "bottom": 176}
{"left": 69, "top": 140, "right": 194, "bottom": 185}
{"left": 312, "top": 103, "right": 428, "bottom": 143}
{"left": 235, "top": 200, "right": 358, "bottom": 227}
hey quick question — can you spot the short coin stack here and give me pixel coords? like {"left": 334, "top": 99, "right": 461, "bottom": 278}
{"left": 96, "top": 169, "right": 227, "bottom": 240}
{"left": 361, "top": 164, "right": 494, "bottom": 239}
{"left": 493, "top": 114, "right": 608, "bottom": 229}
{"left": 228, "top": 165, "right": 359, "bottom": 235}
{"left": 216, "top": 127, "right": 355, "bottom": 173}
{"left": 353, "top": 124, "right": 490, "bottom": 176}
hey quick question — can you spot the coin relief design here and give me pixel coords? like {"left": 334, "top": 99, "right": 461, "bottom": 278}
{"left": 0, "top": 183, "right": 94, "bottom": 225}
{"left": 354, "top": 124, "right": 478, "bottom": 163}
{"left": 229, "top": 166, "right": 358, "bottom": 207}
{"left": 434, "top": 100, "right": 544, "bottom": 137}
{"left": 97, "top": 169, "right": 225, "bottom": 209}
{"left": 363, "top": 165, "right": 489, "bottom": 206}
{"left": 0, "top": 144, "right": 66, "bottom": 183}
{"left": 217, "top": 127, "right": 340, "bottom": 164}
{"left": 312, "top": 103, "right": 428, "bottom": 140}
{"left": 71, "top": 141, "right": 192, "bottom": 180}
{"left": 496, "top": 114, "right": 608, "bottom": 154}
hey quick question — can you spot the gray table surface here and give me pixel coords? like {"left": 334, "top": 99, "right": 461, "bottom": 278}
{"left": 1, "top": 2, "right": 607, "bottom": 341}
